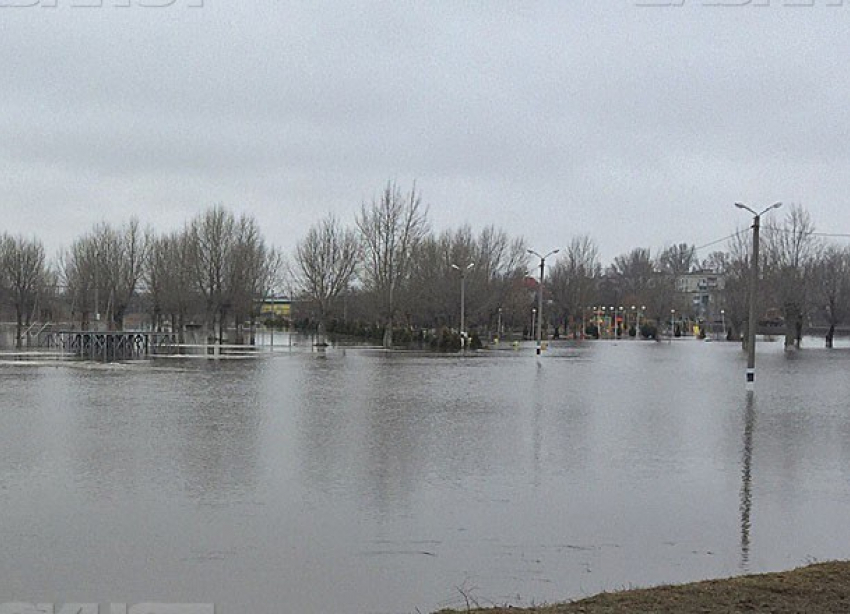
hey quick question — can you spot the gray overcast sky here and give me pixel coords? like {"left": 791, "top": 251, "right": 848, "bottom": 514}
{"left": 2, "top": 0, "right": 849, "bottom": 266}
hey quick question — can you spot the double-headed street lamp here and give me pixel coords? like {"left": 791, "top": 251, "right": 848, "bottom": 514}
{"left": 451, "top": 262, "right": 475, "bottom": 347}
{"left": 528, "top": 248, "right": 560, "bottom": 355}
{"left": 735, "top": 201, "right": 782, "bottom": 391}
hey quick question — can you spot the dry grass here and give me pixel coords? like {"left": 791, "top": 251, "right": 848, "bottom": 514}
{"left": 435, "top": 561, "right": 850, "bottom": 613}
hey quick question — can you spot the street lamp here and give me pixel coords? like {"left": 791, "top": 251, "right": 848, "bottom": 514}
{"left": 618, "top": 306, "right": 624, "bottom": 338}
{"left": 735, "top": 202, "right": 783, "bottom": 390}
{"left": 451, "top": 262, "right": 475, "bottom": 348}
{"left": 637, "top": 305, "right": 645, "bottom": 340}
{"left": 497, "top": 307, "right": 502, "bottom": 341}
{"left": 720, "top": 309, "right": 726, "bottom": 341}
{"left": 670, "top": 308, "right": 676, "bottom": 344}
{"left": 528, "top": 248, "right": 560, "bottom": 355}
{"left": 600, "top": 306, "right": 607, "bottom": 338}
{"left": 531, "top": 308, "right": 537, "bottom": 341}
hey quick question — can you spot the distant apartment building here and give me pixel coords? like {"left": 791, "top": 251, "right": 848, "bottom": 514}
{"left": 676, "top": 271, "right": 725, "bottom": 320}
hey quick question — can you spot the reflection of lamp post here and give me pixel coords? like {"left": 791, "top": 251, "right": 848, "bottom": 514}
{"left": 735, "top": 201, "right": 783, "bottom": 390}
{"left": 528, "top": 248, "right": 560, "bottom": 355}
{"left": 451, "top": 262, "right": 474, "bottom": 347}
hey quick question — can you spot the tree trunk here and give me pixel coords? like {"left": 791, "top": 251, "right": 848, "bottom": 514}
{"left": 383, "top": 316, "right": 393, "bottom": 348}
{"left": 15, "top": 309, "right": 23, "bottom": 350}
{"left": 826, "top": 324, "right": 835, "bottom": 348}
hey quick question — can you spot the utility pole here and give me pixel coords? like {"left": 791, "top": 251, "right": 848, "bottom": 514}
{"left": 527, "top": 248, "right": 560, "bottom": 355}
{"left": 451, "top": 262, "right": 474, "bottom": 348}
{"left": 736, "top": 202, "right": 782, "bottom": 391}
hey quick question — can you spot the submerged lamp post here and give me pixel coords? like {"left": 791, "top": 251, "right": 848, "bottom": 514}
{"left": 528, "top": 248, "right": 560, "bottom": 355}
{"left": 670, "top": 308, "right": 675, "bottom": 344}
{"left": 735, "top": 201, "right": 782, "bottom": 391}
{"left": 451, "top": 262, "right": 475, "bottom": 347}
{"left": 531, "top": 308, "right": 537, "bottom": 341}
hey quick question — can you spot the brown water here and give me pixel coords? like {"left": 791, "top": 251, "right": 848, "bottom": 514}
{"left": 2, "top": 339, "right": 850, "bottom": 613}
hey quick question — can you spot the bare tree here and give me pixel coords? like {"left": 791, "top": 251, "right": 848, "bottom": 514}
{"left": 189, "top": 206, "right": 236, "bottom": 342}
{"left": 227, "top": 214, "right": 277, "bottom": 344}
{"left": 406, "top": 224, "right": 526, "bottom": 337}
{"left": 356, "top": 181, "right": 429, "bottom": 347}
{"left": 813, "top": 244, "right": 850, "bottom": 348}
{"left": 762, "top": 205, "right": 821, "bottom": 348}
{"left": 0, "top": 234, "right": 48, "bottom": 348}
{"left": 718, "top": 229, "right": 753, "bottom": 344}
{"left": 188, "top": 206, "right": 279, "bottom": 345}
{"left": 145, "top": 228, "right": 199, "bottom": 342}
{"left": 62, "top": 219, "right": 147, "bottom": 330}
{"left": 607, "top": 247, "right": 656, "bottom": 307}
{"left": 549, "top": 235, "right": 602, "bottom": 338}
{"left": 659, "top": 243, "right": 697, "bottom": 276}
{"left": 294, "top": 214, "right": 359, "bottom": 341}
{"left": 473, "top": 226, "right": 527, "bottom": 334}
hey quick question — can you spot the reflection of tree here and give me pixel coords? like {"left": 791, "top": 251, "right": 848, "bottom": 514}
{"left": 740, "top": 393, "right": 756, "bottom": 573}
{"left": 67, "top": 364, "right": 262, "bottom": 502}
{"left": 173, "top": 364, "right": 262, "bottom": 501}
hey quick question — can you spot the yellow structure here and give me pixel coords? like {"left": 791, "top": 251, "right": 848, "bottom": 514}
{"left": 258, "top": 297, "right": 292, "bottom": 319}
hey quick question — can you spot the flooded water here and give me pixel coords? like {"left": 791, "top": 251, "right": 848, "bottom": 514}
{"left": 2, "top": 339, "right": 850, "bottom": 613}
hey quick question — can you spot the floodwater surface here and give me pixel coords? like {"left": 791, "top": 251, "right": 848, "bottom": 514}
{"left": 2, "top": 339, "right": 850, "bottom": 613}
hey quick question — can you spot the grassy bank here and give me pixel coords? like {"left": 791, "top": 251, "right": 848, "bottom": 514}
{"left": 435, "top": 561, "right": 850, "bottom": 613}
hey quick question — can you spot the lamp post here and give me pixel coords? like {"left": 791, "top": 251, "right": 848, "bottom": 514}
{"left": 720, "top": 309, "right": 726, "bottom": 341}
{"left": 618, "top": 306, "right": 624, "bottom": 338}
{"left": 497, "top": 307, "right": 502, "bottom": 341}
{"left": 531, "top": 308, "right": 537, "bottom": 341}
{"left": 670, "top": 308, "right": 676, "bottom": 344}
{"left": 735, "top": 202, "right": 783, "bottom": 390}
{"left": 91, "top": 249, "right": 101, "bottom": 331}
{"left": 610, "top": 305, "right": 615, "bottom": 339}
{"left": 451, "top": 262, "right": 475, "bottom": 348}
{"left": 600, "top": 306, "right": 607, "bottom": 338}
{"left": 527, "top": 248, "right": 560, "bottom": 355}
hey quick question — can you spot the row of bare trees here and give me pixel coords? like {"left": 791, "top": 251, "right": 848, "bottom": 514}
{"left": 293, "top": 182, "right": 529, "bottom": 347}
{"left": 0, "top": 234, "right": 52, "bottom": 348}
{"left": 141, "top": 207, "right": 280, "bottom": 344}
{"left": 0, "top": 207, "right": 280, "bottom": 347}
{"left": 2, "top": 191, "right": 850, "bottom": 349}
{"left": 292, "top": 190, "right": 850, "bottom": 348}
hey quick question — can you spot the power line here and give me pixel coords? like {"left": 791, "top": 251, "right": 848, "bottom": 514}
{"left": 761, "top": 226, "right": 850, "bottom": 239}
{"left": 694, "top": 230, "right": 748, "bottom": 254}
{"left": 692, "top": 228, "right": 850, "bottom": 257}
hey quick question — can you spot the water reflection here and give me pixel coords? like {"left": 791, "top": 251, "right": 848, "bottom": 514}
{"left": 61, "top": 363, "right": 263, "bottom": 502}
{"left": 3, "top": 344, "right": 850, "bottom": 613}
